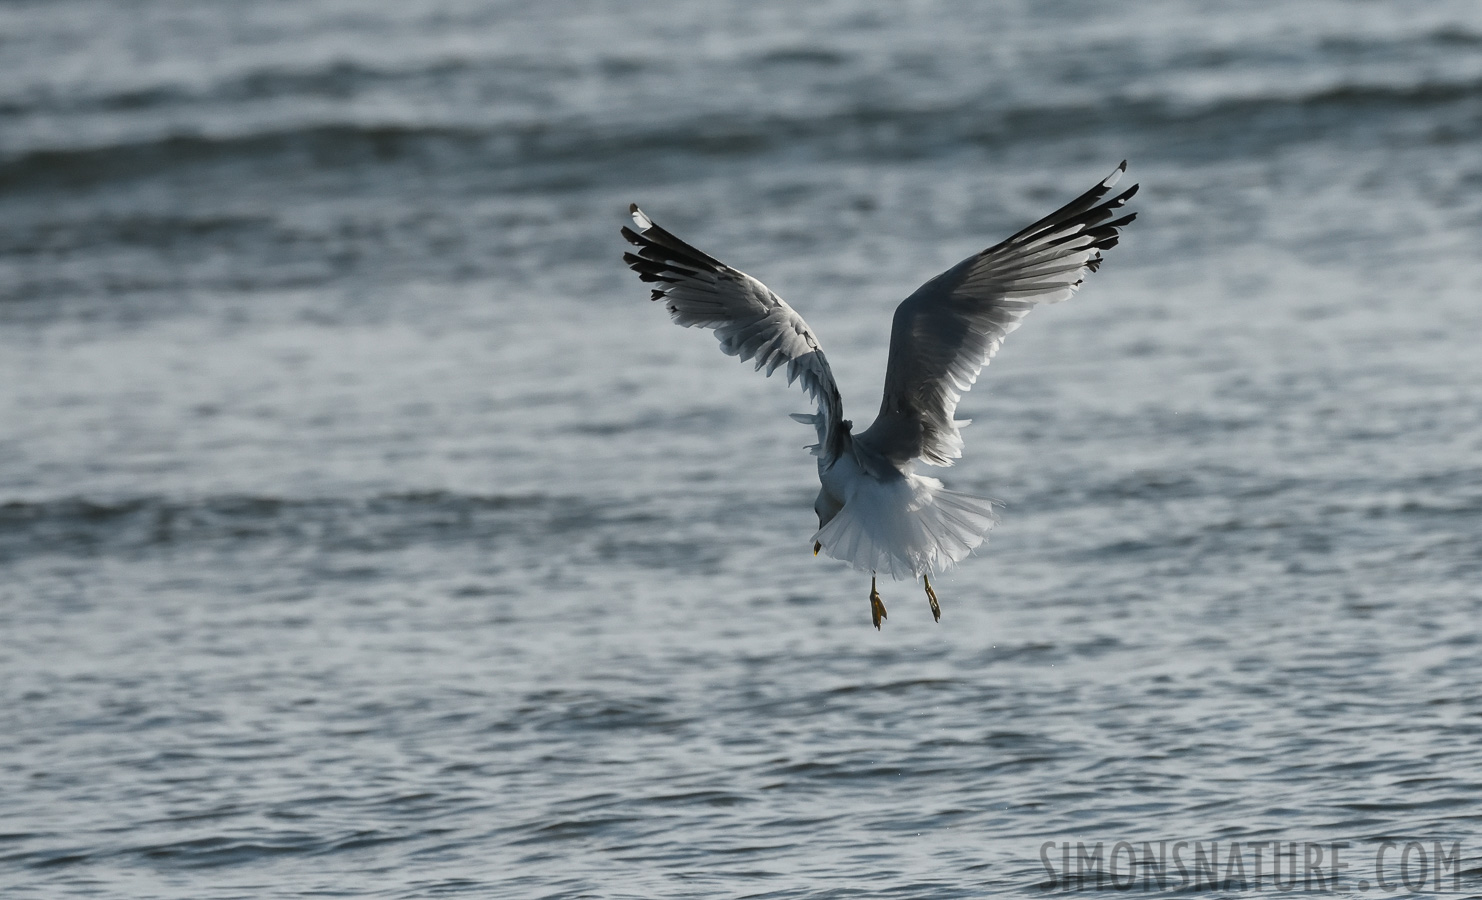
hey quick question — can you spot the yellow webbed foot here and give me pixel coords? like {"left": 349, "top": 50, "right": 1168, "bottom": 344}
{"left": 869, "top": 576, "right": 887, "bottom": 630}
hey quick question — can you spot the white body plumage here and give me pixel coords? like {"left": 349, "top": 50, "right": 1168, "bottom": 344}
{"left": 812, "top": 439, "right": 1000, "bottom": 581}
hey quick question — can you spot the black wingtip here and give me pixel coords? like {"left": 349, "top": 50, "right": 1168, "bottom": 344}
{"left": 1118, "top": 160, "right": 1128, "bottom": 171}
{"left": 628, "top": 202, "right": 639, "bottom": 214}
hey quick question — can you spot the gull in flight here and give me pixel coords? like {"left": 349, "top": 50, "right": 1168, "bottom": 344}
{"left": 622, "top": 163, "right": 1137, "bottom": 628}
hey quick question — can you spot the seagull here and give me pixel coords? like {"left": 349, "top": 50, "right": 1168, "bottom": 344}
{"left": 622, "top": 163, "right": 1137, "bottom": 628}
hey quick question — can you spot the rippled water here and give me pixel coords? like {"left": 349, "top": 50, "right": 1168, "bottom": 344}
{"left": 4, "top": 2, "right": 1482, "bottom": 897}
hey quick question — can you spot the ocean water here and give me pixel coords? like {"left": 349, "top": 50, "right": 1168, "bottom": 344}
{"left": 3, "top": 1, "right": 1482, "bottom": 897}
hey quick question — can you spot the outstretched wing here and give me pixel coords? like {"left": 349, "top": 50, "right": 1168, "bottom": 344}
{"left": 621, "top": 205, "right": 846, "bottom": 460}
{"left": 857, "top": 163, "right": 1138, "bottom": 468}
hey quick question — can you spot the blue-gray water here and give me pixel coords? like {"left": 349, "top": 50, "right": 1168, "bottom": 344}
{"left": 4, "top": 2, "right": 1482, "bottom": 897}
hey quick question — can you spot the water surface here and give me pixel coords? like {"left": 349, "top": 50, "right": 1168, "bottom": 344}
{"left": 3, "top": 2, "right": 1482, "bottom": 897}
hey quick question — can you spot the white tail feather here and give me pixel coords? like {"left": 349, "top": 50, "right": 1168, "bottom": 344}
{"left": 811, "top": 473, "right": 999, "bottom": 579}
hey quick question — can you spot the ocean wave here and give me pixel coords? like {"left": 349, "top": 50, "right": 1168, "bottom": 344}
{"left": 0, "top": 491, "right": 554, "bottom": 561}
{"left": 0, "top": 123, "right": 491, "bottom": 192}
{"left": 4, "top": 73, "right": 1480, "bottom": 192}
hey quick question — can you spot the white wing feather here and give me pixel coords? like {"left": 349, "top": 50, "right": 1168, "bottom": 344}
{"left": 622, "top": 205, "right": 846, "bottom": 460}
{"left": 858, "top": 163, "right": 1138, "bottom": 468}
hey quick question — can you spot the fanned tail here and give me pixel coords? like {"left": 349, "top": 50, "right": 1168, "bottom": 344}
{"left": 811, "top": 474, "right": 999, "bottom": 579}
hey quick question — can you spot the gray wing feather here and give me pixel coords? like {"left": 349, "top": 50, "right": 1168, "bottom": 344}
{"left": 858, "top": 163, "right": 1139, "bottom": 467}
{"left": 621, "top": 205, "right": 847, "bottom": 460}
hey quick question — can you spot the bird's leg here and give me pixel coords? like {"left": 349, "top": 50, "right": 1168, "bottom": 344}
{"left": 869, "top": 576, "right": 887, "bottom": 630}
{"left": 923, "top": 574, "right": 941, "bottom": 623}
